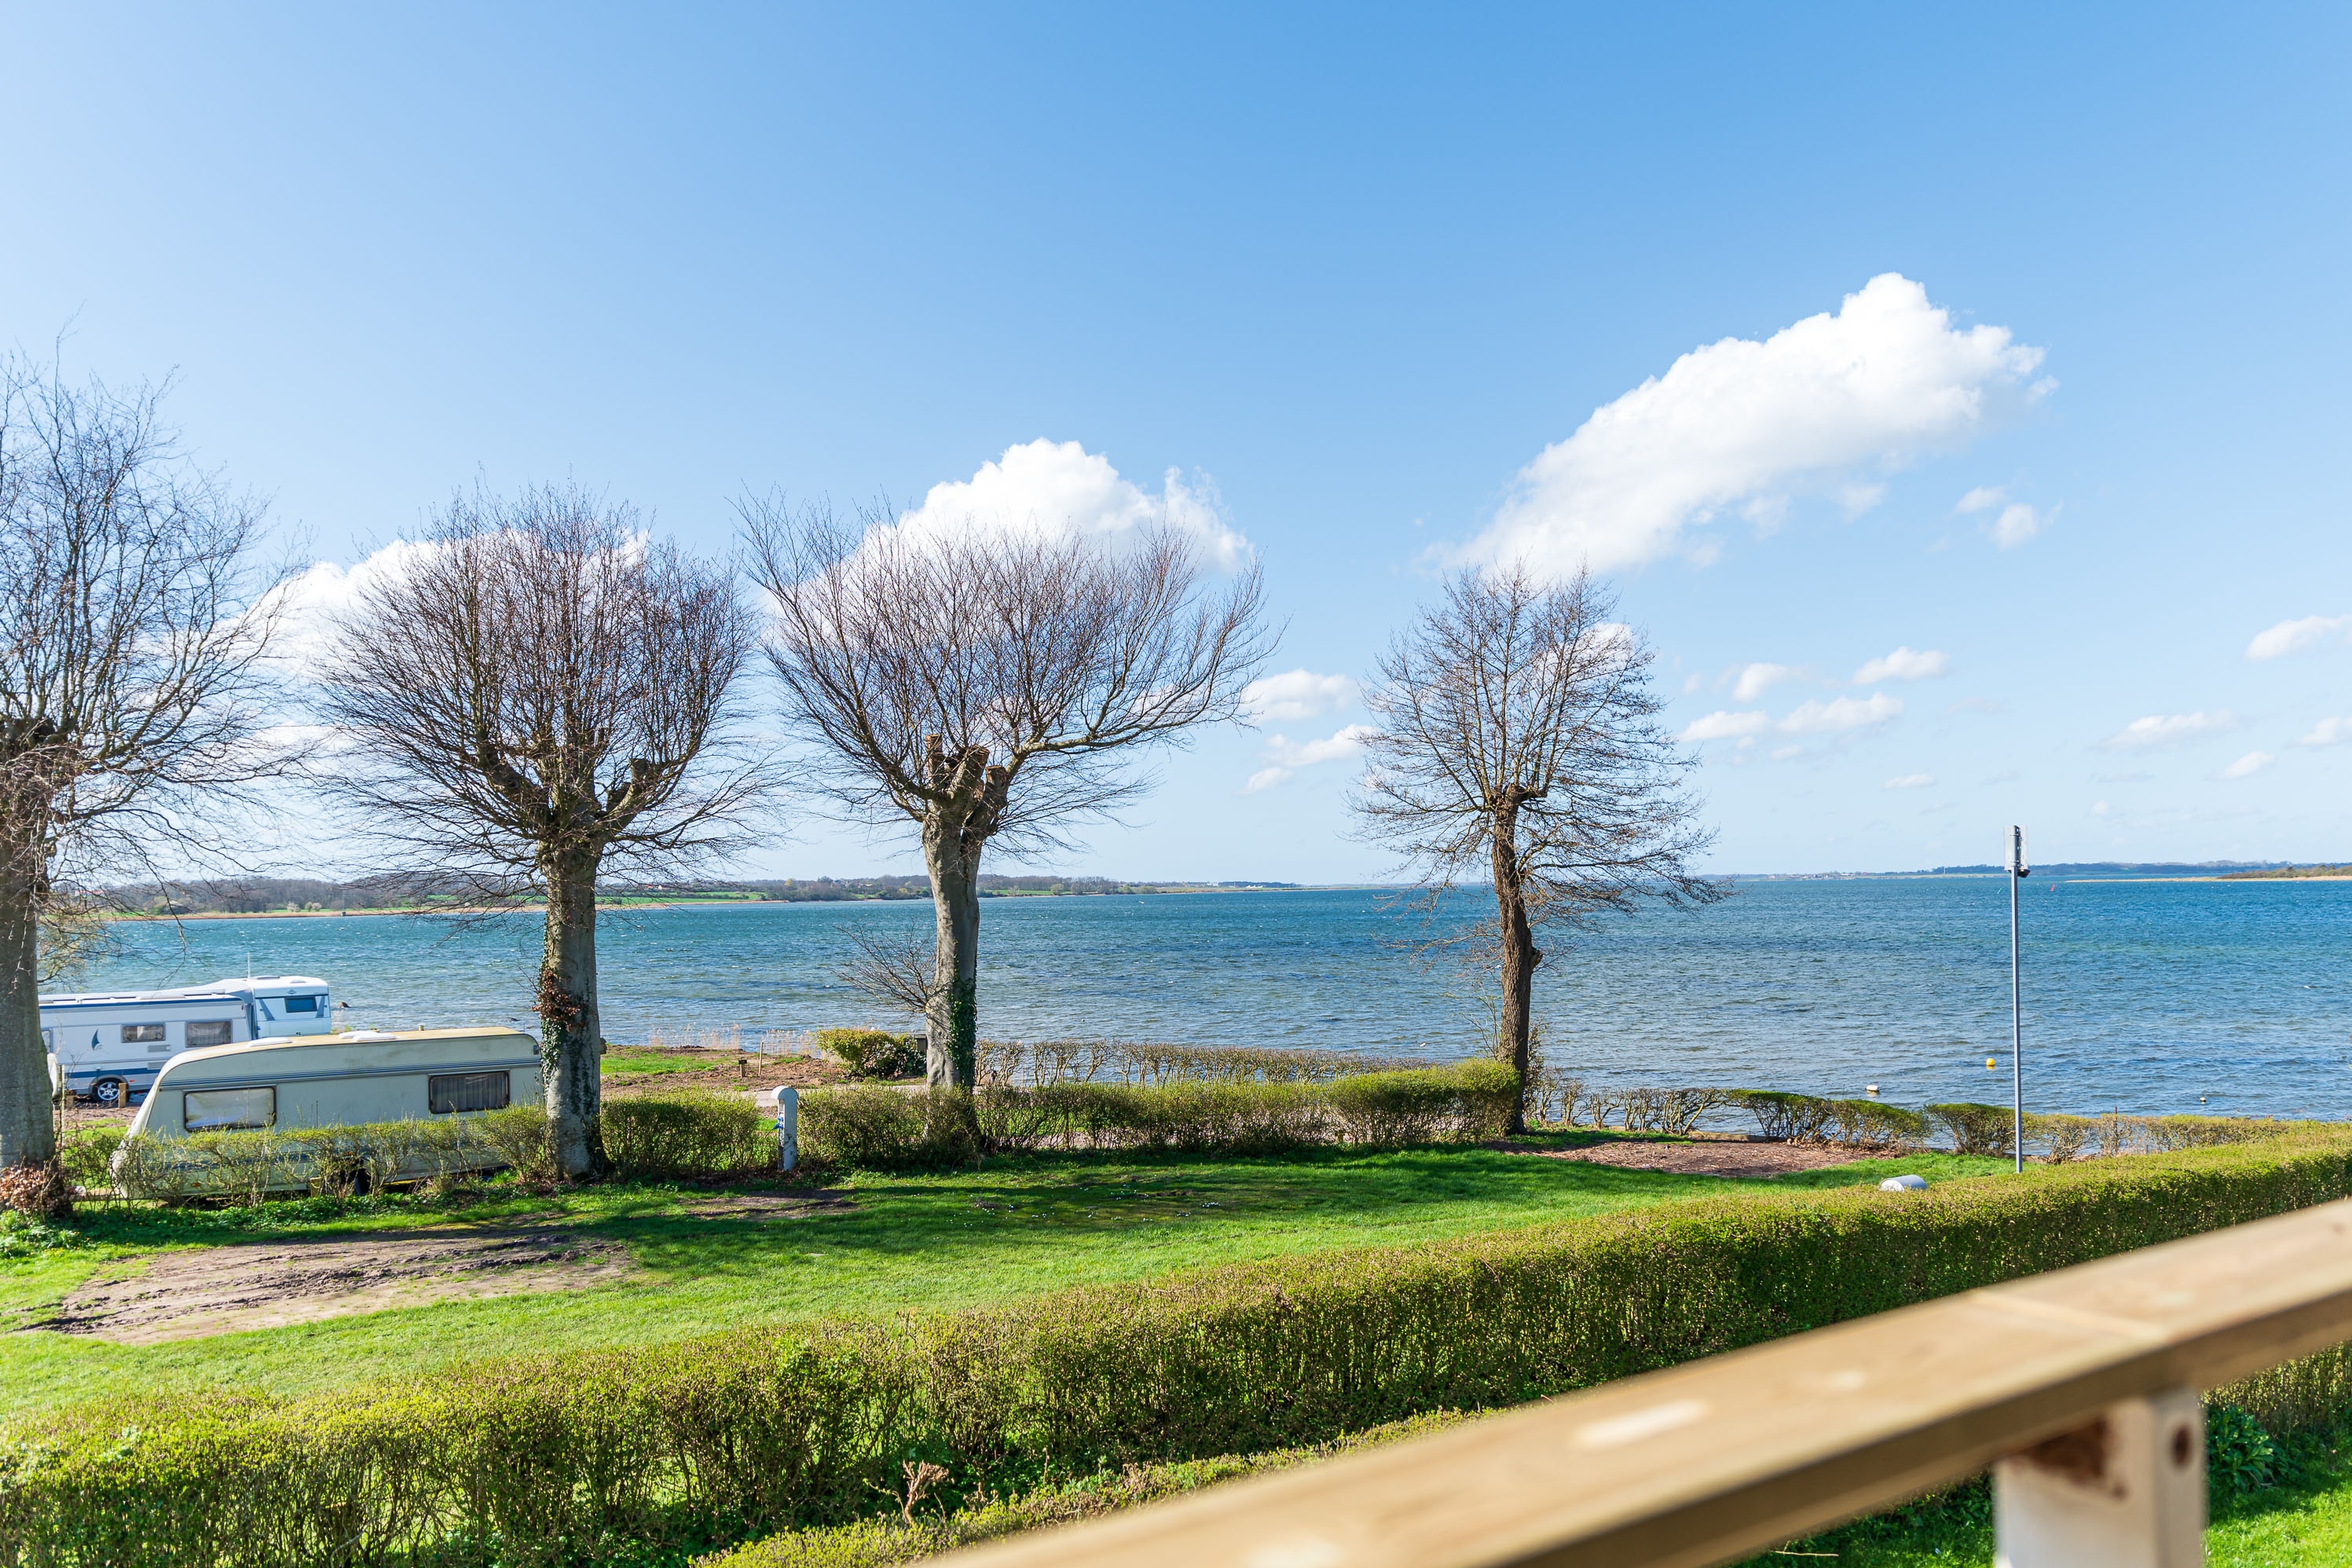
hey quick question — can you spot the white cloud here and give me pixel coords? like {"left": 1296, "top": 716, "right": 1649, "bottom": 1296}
{"left": 1991, "top": 502, "right": 2047, "bottom": 548}
{"left": 1731, "top": 662, "right": 1803, "bottom": 701}
{"left": 1769, "top": 743, "right": 1803, "bottom": 760}
{"left": 1779, "top": 693, "right": 1903, "bottom": 734}
{"left": 1265, "top": 724, "right": 1379, "bottom": 768}
{"left": 258, "top": 539, "right": 445, "bottom": 676}
{"left": 1458, "top": 274, "right": 2048, "bottom": 575}
{"left": 1244, "top": 724, "right": 1378, "bottom": 791}
{"left": 2099, "top": 711, "right": 2238, "bottom": 751}
{"left": 2219, "top": 751, "right": 2274, "bottom": 779}
{"left": 896, "top": 439, "right": 1247, "bottom": 569}
{"left": 1854, "top": 647, "right": 1949, "bottom": 683}
{"left": 2301, "top": 717, "right": 2352, "bottom": 747}
{"left": 2247, "top": 614, "right": 2352, "bottom": 661}
{"left": 1884, "top": 773, "right": 1935, "bottom": 789}
{"left": 1681, "top": 710, "right": 1774, "bottom": 742}
{"left": 1240, "top": 669, "right": 1361, "bottom": 724}
{"left": 1955, "top": 485, "right": 2007, "bottom": 514}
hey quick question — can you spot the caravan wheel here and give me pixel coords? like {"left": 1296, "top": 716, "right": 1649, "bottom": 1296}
{"left": 89, "top": 1078, "right": 127, "bottom": 1108}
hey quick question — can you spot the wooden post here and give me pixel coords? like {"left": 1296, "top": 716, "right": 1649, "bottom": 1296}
{"left": 1995, "top": 1388, "right": 2204, "bottom": 1568}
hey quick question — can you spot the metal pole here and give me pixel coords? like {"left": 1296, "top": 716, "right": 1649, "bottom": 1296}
{"left": 2010, "top": 826, "right": 2024, "bottom": 1174}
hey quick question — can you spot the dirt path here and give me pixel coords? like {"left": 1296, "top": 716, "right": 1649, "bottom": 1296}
{"left": 27, "top": 1228, "right": 638, "bottom": 1344}
{"left": 1499, "top": 1136, "right": 1900, "bottom": 1179}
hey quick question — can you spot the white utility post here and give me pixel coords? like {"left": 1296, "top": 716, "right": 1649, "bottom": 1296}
{"left": 773, "top": 1085, "right": 800, "bottom": 1173}
{"left": 2009, "top": 824, "right": 2028, "bottom": 1174}
{"left": 1994, "top": 1387, "right": 2205, "bottom": 1567}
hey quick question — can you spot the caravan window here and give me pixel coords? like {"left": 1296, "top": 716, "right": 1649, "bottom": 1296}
{"left": 185, "top": 1087, "right": 274, "bottom": 1130}
{"left": 123, "top": 1024, "right": 166, "bottom": 1044}
{"left": 284, "top": 995, "right": 320, "bottom": 1014}
{"left": 429, "top": 1072, "right": 511, "bottom": 1114}
{"left": 185, "top": 1020, "right": 234, "bottom": 1048}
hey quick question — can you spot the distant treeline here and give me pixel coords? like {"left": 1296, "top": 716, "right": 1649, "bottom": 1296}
{"left": 101, "top": 874, "right": 1295, "bottom": 914}
{"left": 2217, "top": 864, "right": 2352, "bottom": 880}
{"left": 1748, "top": 860, "right": 2295, "bottom": 880}
{"left": 715, "top": 876, "right": 1292, "bottom": 900}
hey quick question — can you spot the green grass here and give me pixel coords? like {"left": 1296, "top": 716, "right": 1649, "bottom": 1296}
{"left": 0, "top": 1141, "right": 2006, "bottom": 1418}
{"left": 599, "top": 1050, "right": 716, "bottom": 1078}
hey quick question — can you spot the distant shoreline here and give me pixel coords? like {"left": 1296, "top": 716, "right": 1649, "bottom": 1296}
{"left": 102, "top": 885, "right": 1346, "bottom": 922}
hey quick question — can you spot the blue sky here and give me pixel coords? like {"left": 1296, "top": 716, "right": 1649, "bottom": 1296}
{"left": 7, "top": 3, "right": 2349, "bottom": 880}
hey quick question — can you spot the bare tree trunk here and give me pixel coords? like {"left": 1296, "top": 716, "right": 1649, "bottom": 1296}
{"left": 538, "top": 852, "right": 605, "bottom": 1178}
{"left": 1491, "top": 790, "right": 1538, "bottom": 1136}
{"left": 917, "top": 735, "right": 1007, "bottom": 1091}
{"left": 922, "top": 822, "right": 983, "bottom": 1090}
{"left": 0, "top": 855, "right": 53, "bottom": 1167}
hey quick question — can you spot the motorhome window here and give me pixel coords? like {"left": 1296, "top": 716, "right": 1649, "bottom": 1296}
{"left": 284, "top": 995, "right": 320, "bottom": 1014}
{"left": 428, "top": 1072, "right": 511, "bottom": 1114}
{"left": 184, "top": 1087, "right": 274, "bottom": 1130}
{"left": 122, "top": 1024, "right": 167, "bottom": 1044}
{"left": 185, "top": 1020, "right": 234, "bottom": 1048}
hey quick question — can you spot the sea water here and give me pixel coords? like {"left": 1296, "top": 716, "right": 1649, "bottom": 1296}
{"left": 63, "top": 877, "right": 2352, "bottom": 1119}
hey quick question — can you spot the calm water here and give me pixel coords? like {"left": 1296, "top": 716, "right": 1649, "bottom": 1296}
{"left": 63, "top": 877, "right": 2352, "bottom": 1119}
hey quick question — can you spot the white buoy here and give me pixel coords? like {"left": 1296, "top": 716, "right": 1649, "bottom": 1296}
{"left": 1880, "top": 1174, "right": 1928, "bottom": 1193}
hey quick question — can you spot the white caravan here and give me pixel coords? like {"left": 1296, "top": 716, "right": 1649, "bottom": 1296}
{"left": 124, "top": 1027, "right": 540, "bottom": 1137}
{"left": 40, "top": 976, "right": 334, "bottom": 1108}
{"left": 117, "top": 1027, "right": 542, "bottom": 1192}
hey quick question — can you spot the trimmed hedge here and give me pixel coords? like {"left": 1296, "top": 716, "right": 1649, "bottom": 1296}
{"left": 601, "top": 1091, "right": 775, "bottom": 1181}
{"left": 796, "top": 1062, "right": 1518, "bottom": 1171}
{"left": 101, "top": 1092, "right": 776, "bottom": 1201}
{"left": 9, "top": 1131, "right": 2352, "bottom": 1566}
{"left": 695, "top": 1412, "right": 1467, "bottom": 1568}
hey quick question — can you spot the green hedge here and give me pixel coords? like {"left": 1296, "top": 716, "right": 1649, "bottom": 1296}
{"left": 9, "top": 1131, "right": 2352, "bottom": 1566}
{"left": 97, "top": 1093, "right": 774, "bottom": 1201}
{"left": 696, "top": 1412, "right": 1467, "bottom": 1568}
{"left": 796, "top": 1062, "right": 1518, "bottom": 1171}
{"left": 601, "top": 1091, "right": 775, "bottom": 1180}
{"left": 815, "top": 1030, "right": 926, "bottom": 1082}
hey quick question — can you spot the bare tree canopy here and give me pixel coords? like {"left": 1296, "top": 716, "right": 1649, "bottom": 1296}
{"left": 744, "top": 498, "right": 1275, "bottom": 1087}
{"left": 1354, "top": 562, "right": 1724, "bottom": 1132}
{"left": 317, "top": 485, "right": 765, "bottom": 1176}
{"left": 0, "top": 357, "right": 288, "bottom": 1167}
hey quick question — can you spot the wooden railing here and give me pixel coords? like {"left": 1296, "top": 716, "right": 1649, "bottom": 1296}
{"left": 935, "top": 1198, "right": 2352, "bottom": 1568}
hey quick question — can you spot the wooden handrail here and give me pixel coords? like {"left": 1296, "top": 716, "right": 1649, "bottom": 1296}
{"left": 935, "top": 1197, "right": 2352, "bottom": 1568}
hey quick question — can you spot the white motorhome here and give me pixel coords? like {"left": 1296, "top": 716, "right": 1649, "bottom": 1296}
{"left": 40, "top": 976, "right": 335, "bottom": 1108}
{"left": 123, "top": 1027, "right": 540, "bottom": 1138}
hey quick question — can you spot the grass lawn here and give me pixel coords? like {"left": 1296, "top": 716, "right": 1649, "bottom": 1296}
{"left": 0, "top": 1140, "right": 2006, "bottom": 1418}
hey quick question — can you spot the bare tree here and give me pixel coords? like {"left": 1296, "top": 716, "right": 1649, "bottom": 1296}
{"left": 318, "top": 485, "right": 764, "bottom": 1177}
{"left": 0, "top": 358, "right": 286, "bottom": 1168}
{"left": 1354, "top": 562, "right": 1724, "bottom": 1134}
{"left": 745, "top": 502, "right": 1274, "bottom": 1089}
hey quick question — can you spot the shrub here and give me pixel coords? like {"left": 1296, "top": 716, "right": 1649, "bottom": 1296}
{"left": 818, "top": 1030, "right": 927, "bottom": 1081}
{"left": 1731, "top": 1089, "right": 1835, "bottom": 1141}
{"left": 800, "top": 1083, "right": 930, "bottom": 1171}
{"left": 10, "top": 1131, "right": 2352, "bottom": 1566}
{"left": 1826, "top": 1100, "right": 1925, "bottom": 1149}
{"left": 55, "top": 1127, "right": 124, "bottom": 1192}
{"left": 1925, "top": 1102, "right": 2016, "bottom": 1156}
{"left": 2028, "top": 1112, "right": 2097, "bottom": 1163}
{"left": 603, "top": 1091, "right": 776, "bottom": 1180}
{"left": 698, "top": 1412, "right": 1467, "bottom": 1568}
{"left": 1324, "top": 1062, "right": 1517, "bottom": 1143}
{"left": 104, "top": 1094, "right": 760, "bottom": 1201}
{"left": 978, "top": 1039, "right": 1411, "bottom": 1088}
{"left": 801, "top": 1063, "right": 1516, "bottom": 1171}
